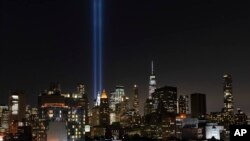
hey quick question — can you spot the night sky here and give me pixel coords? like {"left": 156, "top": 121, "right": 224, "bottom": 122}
{"left": 1, "top": 0, "right": 249, "bottom": 114}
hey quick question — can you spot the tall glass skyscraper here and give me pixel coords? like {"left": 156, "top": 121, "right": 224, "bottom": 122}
{"left": 109, "top": 86, "right": 125, "bottom": 112}
{"left": 149, "top": 61, "right": 156, "bottom": 99}
{"left": 223, "top": 74, "right": 234, "bottom": 114}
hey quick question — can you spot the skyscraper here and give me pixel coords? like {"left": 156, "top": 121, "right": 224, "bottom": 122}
{"left": 191, "top": 93, "right": 207, "bottom": 118}
{"left": 100, "top": 90, "right": 110, "bottom": 126}
{"left": 66, "top": 83, "right": 89, "bottom": 140}
{"left": 9, "top": 90, "right": 26, "bottom": 134}
{"left": 144, "top": 61, "right": 157, "bottom": 115}
{"left": 133, "top": 85, "right": 139, "bottom": 114}
{"left": 149, "top": 61, "right": 156, "bottom": 99}
{"left": 178, "top": 95, "right": 189, "bottom": 114}
{"left": 152, "top": 86, "right": 178, "bottom": 114}
{"left": 95, "top": 91, "right": 101, "bottom": 106}
{"left": 9, "top": 91, "right": 26, "bottom": 122}
{"left": 0, "top": 105, "right": 9, "bottom": 133}
{"left": 38, "top": 83, "right": 88, "bottom": 141}
{"left": 222, "top": 74, "right": 235, "bottom": 129}
{"left": 144, "top": 86, "right": 177, "bottom": 139}
{"left": 109, "top": 86, "right": 125, "bottom": 112}
{"left": 109, "top": 86, "right": 125, "bottom": 124}
{"left": 223, "top": 74, "right": 233, "bottom": 114}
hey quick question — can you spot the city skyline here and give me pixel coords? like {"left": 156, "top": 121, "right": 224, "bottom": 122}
{"left": 1, "top": 0, "right": 250, "bottom": 116}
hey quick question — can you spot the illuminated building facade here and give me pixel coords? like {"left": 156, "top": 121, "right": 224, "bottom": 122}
{"left": 38, "top": 83, "right": 88, "bottom": 141}
{"left": 152, "top": 86, "right": 177, "bottom": 114}
{"left": 90, "top": 89, "right": 111, "bottom": 138}
{"left": 130, "top": 85, "right": 141, "bottom": 127}
{"left": 9, "top": 91, "right": 26, "bottom": 134}
{"left": 222, "top": 74, "right": 235, "bottom": 129}
{"left": 149, "top": 61, "right": 156, "bottom": 99}
{"left": 95, "top": 91, "right": 101, "bottom": 106}
{"left": 9, "top": 91, "right": 26, "bottom": 121}
{"left": 109, "top": 86, "right": 125, "bottom": 124}
{"left": 144, "top": 99, "right": 154, "bottom": 115}
{"left": 178, "top": 95, "right": 189, "bottom": 114}
{"left": 223, "top": 74, "right": 233, "bottom": 114}
{"left": 153, "top": 86, "right": 177, "bottom": 139}
{"left": 116, "top": 95, "right": 130, "bottom": 124}
{"left": 89, "top": 106, "right": 100, "bottom": 126}
{"left": 133, "top": 85, "right": 139, "bottom": 114}
{"left": 176, "top": 114, "right": 187, "bottom": 139}
{"left": 191, "top": 93, "right": 206, "bottom": 118}
{"left": 109, "top": 86, "right": 125, "bottom": 112}
{"left": 206, "top": 112, "right": 224, "bottom": 124}
{"left": 143, "top": 86, "right": 177, "bottom": 139}
{"left": 0, "top": 105, "right": 9, "bottom": 132}
{"left": 144, "top": 61, "right": 157, "bottom": 115}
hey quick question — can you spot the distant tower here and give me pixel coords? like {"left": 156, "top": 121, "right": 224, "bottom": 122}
{"left": 109, "top": 86, "right": 125, "bottom": 112}
{"left": 100, "top": 89, "right": 110, "bottom": 126}
{"left": 144, "top": 61, "right": 156, "bottom": 115}
{"left": 178, "top": 95, "right": 189, "bottom": 114}
{"left": 9, "top": 90, "right": 26, "bottom": 134}
{"left": 96, "top": 91, "right": 101, "bottom": 106}
{"left": 149, "top": 61, "right": 156, "bottom": 99}
{"left": 223, "top": 74, "right": 233, "bottom": 114}
{"left": 77, "top": 83, "right": 85, "bottom": 95}
{"left": 133, "top": 85, "right": 139, "bottom": 113}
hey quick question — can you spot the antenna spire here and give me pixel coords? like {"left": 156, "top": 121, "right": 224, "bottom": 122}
{"left": 151, "top": 60, "right": 154, "bottom": 75}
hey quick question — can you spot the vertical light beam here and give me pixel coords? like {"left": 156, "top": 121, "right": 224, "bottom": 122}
{"left": 93, "top": 0, "right": 97, "bottom": 99}
{"left": 98, "top": 0, "right": 103, "bottom": 93}
{"left": 92, "top": 0, "right": 103, "bottom": 99}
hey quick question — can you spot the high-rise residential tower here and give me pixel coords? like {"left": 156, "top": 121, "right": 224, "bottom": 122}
{"left": 223, "top": 74, "right": 233, "bottom": 114}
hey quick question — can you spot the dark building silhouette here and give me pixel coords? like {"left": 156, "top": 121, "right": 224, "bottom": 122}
{"left": 143, "top": 86, "right": 177, "bottom": 139}
{"left": 133, "top": 85, "right": 139, "bottom": 114}
{"left": 100, "top": 90, "right": 110, "bottom": 126}
{"left": 191, "top": 93, "right": 207, "bottom": 118}
{"left": 152, "top": 86, "right": 177, "bottom": 114}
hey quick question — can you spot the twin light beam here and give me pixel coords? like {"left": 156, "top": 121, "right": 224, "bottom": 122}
{"left": 93, "top": 0, "right": 103, "bottom": 99}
